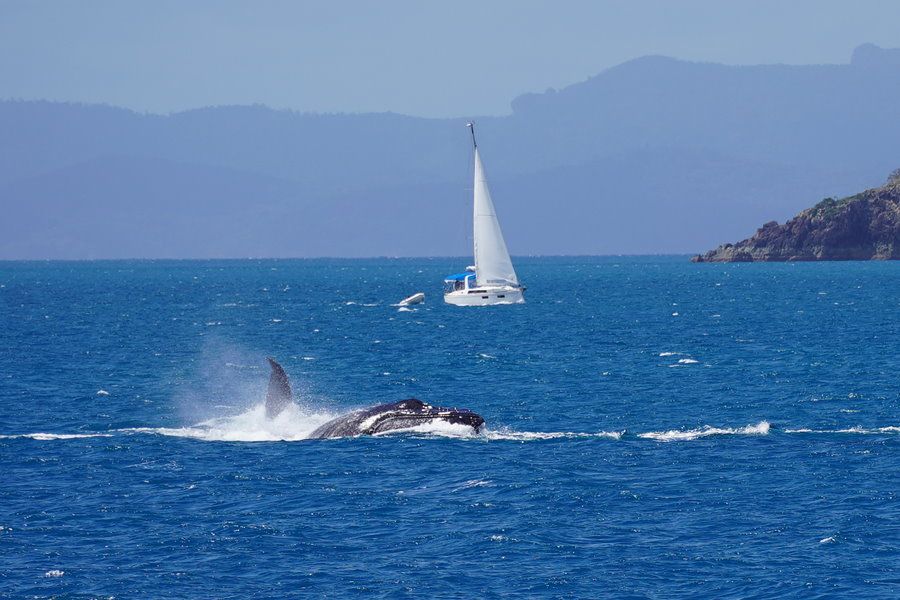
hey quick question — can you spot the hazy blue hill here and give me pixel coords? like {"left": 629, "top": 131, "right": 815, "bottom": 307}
{"left": 493, "top": 149, "right": 874, "bottom": 255}
{"left": 1, "top": 44, "right": 899, "bottom": 258}
{"left": 0, "top": 101, "right": 159, "bottom": 186}
{"left": 505, "top": 52, "right": 900, "bottom": 174}
{"left": 0, "top": 156, "right": 308, "bottom": 259}
{"left": 0, "top": 101, "right": 466, "bottom": 193}
{"left": 0, "top": 150, "right": 873, "bottom": 259}
{"left": 160, "top": 107, "right": 468, "bottom": 191}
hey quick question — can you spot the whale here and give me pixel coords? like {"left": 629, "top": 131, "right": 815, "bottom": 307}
{"left": 264, "top": 357, "right": 485, "bottom": 438}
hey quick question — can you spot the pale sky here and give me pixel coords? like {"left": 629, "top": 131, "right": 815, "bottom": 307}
{"left": 2, "top": 0, "right": 899, "bottom": 116}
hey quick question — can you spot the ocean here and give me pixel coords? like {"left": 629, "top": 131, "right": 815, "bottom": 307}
{"left": 1, "top": 257, "right": 898, "bottom": 598}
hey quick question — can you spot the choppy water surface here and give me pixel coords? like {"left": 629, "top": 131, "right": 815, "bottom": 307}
{"left": 1, "top": 257, "right": 898, "bottom": 598}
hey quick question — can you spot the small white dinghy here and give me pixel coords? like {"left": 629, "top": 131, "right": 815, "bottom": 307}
{"left": 444, "top": 123, "right": 525, "bottom": 306}
{"left": 396, "top": 292, "right": 425, "bottom": 306}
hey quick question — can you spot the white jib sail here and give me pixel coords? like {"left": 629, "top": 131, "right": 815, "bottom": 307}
{"left": 473, "top": 147, "right": 518, "bottom": 287}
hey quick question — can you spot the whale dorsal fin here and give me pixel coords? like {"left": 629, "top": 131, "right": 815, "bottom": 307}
{"left": 265, "top": 357, "right": 293, "bottom": 418}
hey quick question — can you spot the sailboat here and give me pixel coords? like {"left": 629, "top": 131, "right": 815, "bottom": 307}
{"left": 444, "top": 123, "right": 525, "bottom": 306}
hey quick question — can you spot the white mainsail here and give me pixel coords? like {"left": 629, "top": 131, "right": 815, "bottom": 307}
{"left": 472, "top": 147, "right": 518, "bottom": 287}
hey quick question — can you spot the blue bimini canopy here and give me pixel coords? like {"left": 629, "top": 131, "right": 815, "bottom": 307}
{"left": 444, "top": 272, "right": 476, "bottom": 282}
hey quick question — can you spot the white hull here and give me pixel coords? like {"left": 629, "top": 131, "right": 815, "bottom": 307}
{"left": 444, "top": 286, "right": 524, "bottom": 306}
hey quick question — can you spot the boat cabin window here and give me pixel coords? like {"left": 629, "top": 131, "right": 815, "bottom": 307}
{"left": 444, "top": 275, "right": 475, "bottom": 293}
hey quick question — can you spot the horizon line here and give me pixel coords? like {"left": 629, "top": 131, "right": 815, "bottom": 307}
{"left": 0, "top": 253, "right": 699, "bottom": 263}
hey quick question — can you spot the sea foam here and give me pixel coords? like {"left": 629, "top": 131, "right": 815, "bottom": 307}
{"left": 638, "top": 421, "right": 770, "bottom": 442}
{"left": 0, "top": 433, "right": 113, "bottom": 440}
{"left": 480, "top": 428, "right": 624, "bottom": 441}
{"left": 784, "top": 426, "right": 899, "bottom": 435}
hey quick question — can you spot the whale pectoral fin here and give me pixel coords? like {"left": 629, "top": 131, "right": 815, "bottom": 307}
{"left": 265, "top": 357, "right": 293, "bottom": 418}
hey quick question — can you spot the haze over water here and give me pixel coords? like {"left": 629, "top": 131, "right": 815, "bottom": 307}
{"left": 1, "top": 257, "right": 898, "bottom": 597}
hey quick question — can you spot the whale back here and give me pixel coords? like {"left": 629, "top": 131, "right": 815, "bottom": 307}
{"left": 307, "top": 398, "right": 483, "bottom": 439}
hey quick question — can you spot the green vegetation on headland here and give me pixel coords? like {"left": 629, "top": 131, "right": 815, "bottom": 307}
{"left": 693, "top": 170, "right": 900, "bottom": 262}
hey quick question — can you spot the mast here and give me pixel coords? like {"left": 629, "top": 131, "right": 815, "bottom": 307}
{"left": 468, "top": 122, "right": 478, "bottom": 271}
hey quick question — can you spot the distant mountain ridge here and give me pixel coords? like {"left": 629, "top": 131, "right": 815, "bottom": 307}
{"left": 2, "top": 44, "right": 899, "bottom": 258}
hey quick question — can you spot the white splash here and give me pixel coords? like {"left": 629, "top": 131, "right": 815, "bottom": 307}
{"left": 121, "top": 404, "right": 337, "bottom": 442}
{"left": 638, "top": 421, "right": 770, "bottom": 442}
{"left": 44, "top": 570, "right": 64, "bottom": 578}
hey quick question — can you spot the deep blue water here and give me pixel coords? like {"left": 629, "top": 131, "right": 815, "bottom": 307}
{"left": 1, "top": 257, "right": 898, "bottom": 598}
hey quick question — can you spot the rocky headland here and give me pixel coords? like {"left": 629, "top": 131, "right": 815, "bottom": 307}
{"left": 693, "top": 171, "right": 900, "bottom": 262}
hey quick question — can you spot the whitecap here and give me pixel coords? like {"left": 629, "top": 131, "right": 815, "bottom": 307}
{"left": 638, "top": 421, "right": 770, "bottom": 442}
{"left": 819, "top": 536, "right": 836, "bottom": 544}
{"left": 44, "top": 570, "right": 64, "bottom": 578}
{"left": 677, "top": 358, "right": 699, "bottom": 364}
{"left": 452, "top": 479, "right": 493, "bottom": 492}
{"left": 658, "top": 352, "right": 679, "bottom": 357}
{"left": 96, "top": 389, "right": 110, "bottom": 396}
